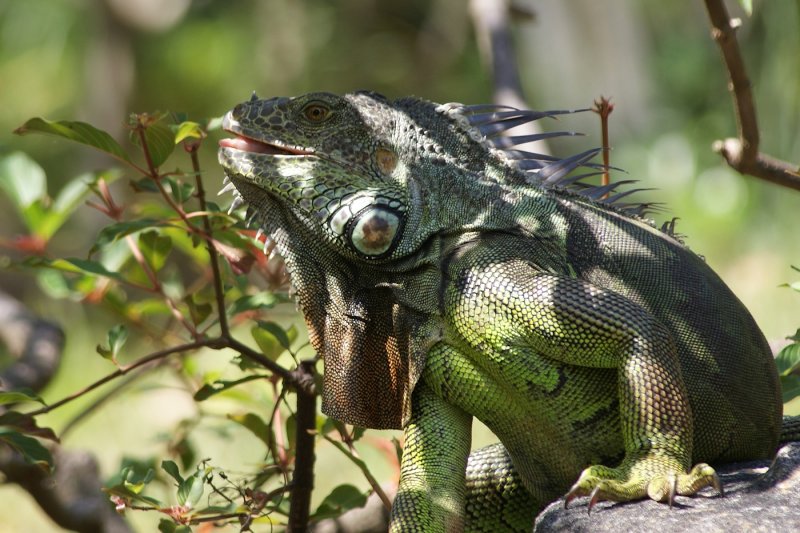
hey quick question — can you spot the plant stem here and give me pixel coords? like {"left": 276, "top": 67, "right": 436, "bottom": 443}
{"left": 187, "top": 142, "right": 230, "bottom": 338}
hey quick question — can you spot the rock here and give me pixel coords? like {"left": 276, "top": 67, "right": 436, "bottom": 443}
{"left": 534, "top": 442, "right": 800, "bottom": 532}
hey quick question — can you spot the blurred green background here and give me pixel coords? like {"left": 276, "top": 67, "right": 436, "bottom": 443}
{"left": 0, "top": 0, "right": 798, "bottom": 531}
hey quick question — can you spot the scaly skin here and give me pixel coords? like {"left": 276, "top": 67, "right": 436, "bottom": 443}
{"left": 218, "top": 91, "right": 785, "bottom": 531}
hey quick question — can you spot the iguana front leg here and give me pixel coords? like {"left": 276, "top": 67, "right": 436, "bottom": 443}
{"left": 448, "top": 256, "right": 720, "bottom": 508}
{"left": 390, "top": 381, "right": 472, "bottom": 532}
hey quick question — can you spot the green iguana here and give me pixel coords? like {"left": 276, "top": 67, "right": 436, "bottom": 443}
{"left": 218, "top": 91, "right": 798, "bottom": 531}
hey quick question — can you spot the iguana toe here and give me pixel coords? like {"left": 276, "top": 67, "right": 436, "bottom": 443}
{"left": 564, "top": 461, "right": 723, "bottom": 511}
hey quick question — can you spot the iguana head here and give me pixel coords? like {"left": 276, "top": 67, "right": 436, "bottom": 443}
{"left": 218, "top": 91, "right": 620, "bottom": 428}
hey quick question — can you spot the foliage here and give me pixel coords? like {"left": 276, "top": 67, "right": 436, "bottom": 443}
{"left": 0, "top": 114, "right": 393, "bottom": 531}
{"left": 777, "top": 267, "right": 800, "bottom": 404}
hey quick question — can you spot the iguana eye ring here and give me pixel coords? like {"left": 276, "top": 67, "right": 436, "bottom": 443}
{"left": 302, "top": 102, "right": 331, "bottom": 123}
{"left": 347, "top": 206, "right": 402, "bottom": 258}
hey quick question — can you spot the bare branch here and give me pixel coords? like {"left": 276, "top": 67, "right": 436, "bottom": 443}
{"left": 469, "top": 0, "right": 549, "bottom": 154}
{"left": 703, "top": 0, "right": 800, "bottom": 190}
{"left": 287, "top": 360, "right": 317, "bottom": 532}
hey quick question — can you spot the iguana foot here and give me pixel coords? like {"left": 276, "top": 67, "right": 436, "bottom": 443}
{"left": 564, "top": 461, "right": 722, "bottom": 513}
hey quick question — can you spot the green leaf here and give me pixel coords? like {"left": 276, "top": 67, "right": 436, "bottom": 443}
{"left": 162, "top": 176, "right": 195, "bottom": 205}
{"left": 250, "top": 321, "right": 296, "bottom": 361}
{"left": 174, "top": 121, "right": 205, "bottom": 144}
{"left": 96, "top": 324, "right": 128, "bottom": 362}
{"left": 251, "top": 327, "right": 282, "bottom": 361}
{"left": 122, "top": 465, "right": 156, "bottom": 495}
{"left": 104, "top": 484, "right": 161, "bottom": 507}
{"left": 142, "top": 122, "right": 176, "bottom": 168}
{"left": 780, "top": 375, "right": 800, "bottom": 404}
{"left": 312, "top": 484, "right": 369, "bottom": 520}
{"left": 228, "top": 293, "right": 277, "bottom": 316}
{"left": 90, "top": 218, "right": 170, "bottom": 255}
{"left": 158, "top": 519, "right": 193, "bottom": 533}
{"left": 0, "top": 412, "right": 59, "bottom": 442}
{"left": 178, "top": 471, "right": 205, "bottom": 508}
{"left": 161, "top": 459, "right": 184, "bottom": 484}
{"left": 0, "top": 389, "right": 46, "bottom": 406}
{"left": 0, "top": 429, "right": 54, "bottom": 472}
{"left": 776, "top": 342, "right": 800, "bottom": 403}
{"left": 14, "top": 118, "right": 132, "bottom": 163}
{"left": 776, "top": 342, "right": 800, "bottom": 375}
{"left": 139, "top": 231, "right": 172, "bottom": 272}
{"left": 32, "top": 172, "right": 102, "bottom": 240}
{"left": 130, "top": 177, "right": 160, "bottom": 193}
{"left": 158, "top": 519, "right": 177, "bottom": 533}
{"left": 185, "top": 295, "right": 212, "bottom": 326}
{"left": 0, "top": 151, "right": 46, "bottom": 209}
{"left": 193, "top": 375, "right": 265, "bottom": 401}
{"left": 25, "top": 257, "right": 129, "bottom": 284}
{"left": 228, "top": 412, "right": 272, "bottom": 447}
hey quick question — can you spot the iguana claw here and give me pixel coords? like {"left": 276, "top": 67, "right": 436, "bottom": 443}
{"left": 563, "top": 461, "right": 723, "bottom": 512}
{"left": 587, "top": 485, "right": 603, "bottom": 515}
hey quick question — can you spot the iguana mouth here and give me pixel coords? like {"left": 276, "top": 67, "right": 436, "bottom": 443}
{"left": 220, "top": 112, "right": 315, "bottom": 156}
{"left": 219, "top": 134, "right": 315, "bottom": 156}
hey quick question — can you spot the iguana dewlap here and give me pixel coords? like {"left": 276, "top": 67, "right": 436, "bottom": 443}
{"left": 218, "top": 91, "right": 785, "bottom": 531}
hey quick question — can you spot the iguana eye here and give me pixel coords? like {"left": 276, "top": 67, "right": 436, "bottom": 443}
{"left": 348, "top": 206, "right": 401, "bottom": 257}
{"left": 302, "top": 102, "right": 331, "bottom": 123}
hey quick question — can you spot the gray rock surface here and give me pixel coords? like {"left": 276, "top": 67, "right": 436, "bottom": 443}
{"left": 534, "top": 442, "right": 800, "bottom": 533}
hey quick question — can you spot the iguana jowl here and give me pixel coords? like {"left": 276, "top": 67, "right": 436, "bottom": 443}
{"left": 218, "top": 91, "right": 788, "bottom": 531}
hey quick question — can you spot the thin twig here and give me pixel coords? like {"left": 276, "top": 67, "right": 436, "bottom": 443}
{"left": 134, "top": 122, "right": 193, "bottom": 223}
{"left": 187, "top": 141, "right": 230, "bottom": 338}
{"left": 323, "top": 435, "right": 393, "bottom": 511}
{"left": 592, "top": 96, "right": 614, "bottom": 190}
{"left": 702, "top": 0, "right": 800, "bottom": 190}
{"left": 124, "top": 233, "right": 199, "bottom": 338}
{"left": 25, "top": 338, "right": 222, "bottom": 417}
{"left": 469, "top": 0, "right": 550, "bottom": 154}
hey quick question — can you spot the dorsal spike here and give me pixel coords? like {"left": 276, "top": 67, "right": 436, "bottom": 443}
{"left": 478, "top": 114, "right": 561, "bottom": 137}
{"left": 490, "top": 131, "right": 582, "bottom": 149}
{"left": 538, "top": 148, "right": 602, "bottom": 183}
{"left": 604, "top": 188, "right": 653, "bottom": 205}
{"left": 468, "top": 109, "right": 563, "bottom": 127}
{"left": 578, "top": 180, "right": 637, "bottom": 200}
{"left": 459, "top": 104, "right": 517, "bottom": 115}
{"left": 502, "top": 149, "right": 561, "bottom": 162}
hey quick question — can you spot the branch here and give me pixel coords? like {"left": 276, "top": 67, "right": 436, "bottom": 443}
{"left": 0, "top": 290, "right": 131, "bottom": 532}
{"left": 0, "top": 447, "right": 132, "bottom": 533}
{"left": 25, "top": 338, "right": 220, "bottom": 417}
{"left": 469, "top": 0, "right": 550, "bottom": 154}
{"left": 0, "top": 291, "right": 64, "bottom": 392}
{"left": 187, "top": 141, "right": 231, "bottom": 338}
{"left": 469, "top": 0, "right": 527, "bottom": 107}
{"left": 286, "top": 360, "right": 317, "bottom": 532}
{"left": 703, "top": 0, "right": 800, "bottom": 190}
